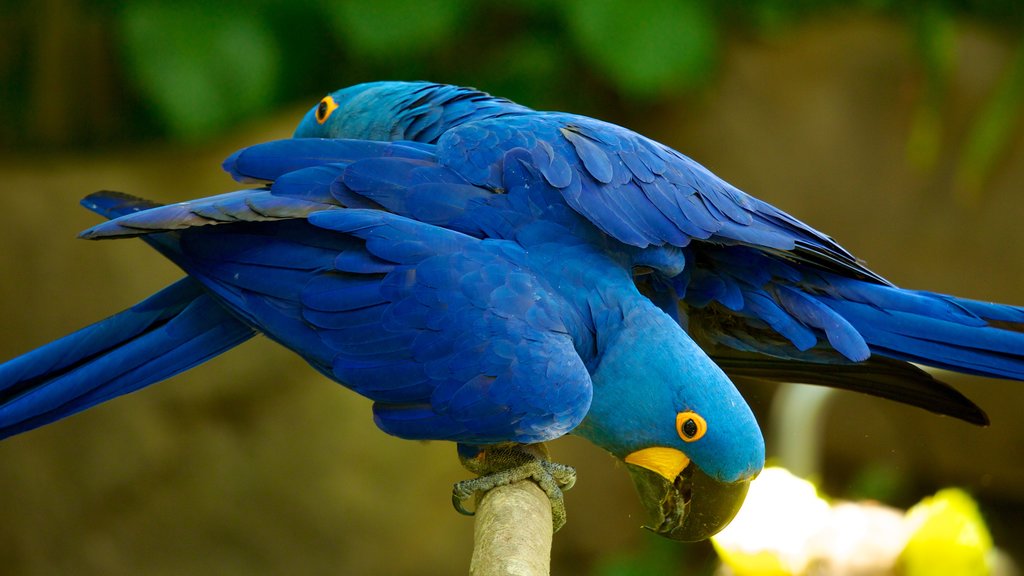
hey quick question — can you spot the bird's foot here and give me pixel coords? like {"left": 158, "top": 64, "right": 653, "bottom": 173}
{"left": 452, "top": 442, "right": 576, "bottom": 532}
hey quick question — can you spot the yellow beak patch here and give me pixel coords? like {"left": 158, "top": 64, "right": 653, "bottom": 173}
{"left": 625, "top": 447, "right": 691, "bottom": 481}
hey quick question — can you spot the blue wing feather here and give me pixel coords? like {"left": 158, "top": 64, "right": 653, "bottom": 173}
{"left": 142, "top": 208, "right": 594, "bottom": 444}
{"left": 775, "top": 285, "right": 869, "bottom": 361}
{"left": 224, "top": 138, "right": 434, "bottom": 183}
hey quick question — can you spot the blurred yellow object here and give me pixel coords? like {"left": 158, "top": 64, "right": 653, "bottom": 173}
{"left": 711, "top": 467, "right": 831, "bottom": 575}
{"left": 900, "top": 488, "right": 994, "bottom": 576}
{"left": 712, "top": 468, "right": 999, "bottom": 576}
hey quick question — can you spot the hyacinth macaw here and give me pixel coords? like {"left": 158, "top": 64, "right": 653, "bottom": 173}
{"left": 2, "top": 82, "right": 1022, "bottom": 542}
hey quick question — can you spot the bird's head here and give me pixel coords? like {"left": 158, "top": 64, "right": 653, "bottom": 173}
{"left": 293, "top": 81, "right": 528, "bottom": 143}
{"left": 574, "top": 303, "right": 765, "bottom": 541}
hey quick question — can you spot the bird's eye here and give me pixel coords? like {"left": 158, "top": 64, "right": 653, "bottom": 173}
{"left": 315, "top": 96, "right": 338, "bottom": 125}
{"left": 676, "top": 411, "right": 707, "bottom": 442}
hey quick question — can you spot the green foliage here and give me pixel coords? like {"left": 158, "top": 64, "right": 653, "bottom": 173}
{"left": 954, "top": 38, "right": 1024, "bottom": 204}
{"left": 565, "top": 0, "right": 717, "bottom": 98}
{"left": 593, "top": 537, "right": 717, "bottom": 576}
{"left": 844, "top": 462, "right": 912, "bottom": 504}
{"left": 119, "top": 1, "right": 282, "bottom": 141}
{"left": 905, "top": 4, "right": 956, "bottom": 171}
{"left": 325, "top": 0, "right": 468, "bottom": 60}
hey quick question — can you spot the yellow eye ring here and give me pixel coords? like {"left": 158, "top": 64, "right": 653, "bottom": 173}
{"left": 315, "top": 95, "right": 338, "bottom": 125}
{"left": 676, "top": 411, "right": 707, "bottom": 442}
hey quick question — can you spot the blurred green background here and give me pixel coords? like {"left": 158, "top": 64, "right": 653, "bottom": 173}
{"left": 1, "top": 1, "right": 1024, "bottom": 574}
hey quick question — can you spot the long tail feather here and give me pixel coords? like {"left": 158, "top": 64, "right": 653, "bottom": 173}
{"left": 0, "top": 278, "right": 256, "bottom": 438}
{"left": 715, "top": 350, "right": 989, "bottom": 425}
{"left": 818, "top": 284, "right": 1024, "bottom": 382}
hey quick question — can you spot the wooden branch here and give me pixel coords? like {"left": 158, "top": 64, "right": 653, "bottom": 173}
{"left": 469, "top": 479, "right": 553, "bottom": 576}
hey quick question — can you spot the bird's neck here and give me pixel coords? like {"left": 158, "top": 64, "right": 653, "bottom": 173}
{"left": 572, "top": 301, "right": 702, "bottom": 455}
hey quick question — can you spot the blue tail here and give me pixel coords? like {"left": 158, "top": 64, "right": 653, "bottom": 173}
{"left": 0, "top": 193, "right": 256, "bottom": 439}
{"left": 679, "top": 244, "right": 1024, "bottom": 424}
{"left": 821, "top": 284, "right": 1024, "bottom": 381}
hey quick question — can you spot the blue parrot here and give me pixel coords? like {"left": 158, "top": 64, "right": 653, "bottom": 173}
{"left": 2, "top": 82, "right": 1022, "bottom": 541}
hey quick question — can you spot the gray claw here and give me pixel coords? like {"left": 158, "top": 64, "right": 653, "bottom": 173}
{"left": 452, "top": 443, "right": 576, "bottom": 531}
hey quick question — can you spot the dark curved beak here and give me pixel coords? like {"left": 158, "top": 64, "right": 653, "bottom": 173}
{"left": 626, "top": 452, "right": 751, "bottom": 541}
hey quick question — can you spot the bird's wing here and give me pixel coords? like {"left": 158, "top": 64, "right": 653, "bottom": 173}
{"left": 162, "top": 206, "right": 592, "bottom": 445}
{"left": 80, "top": 137, "right": 512, "bottom": 242}
{"left": 436, "top": 112, "right": 888, "bottom": 284}
{"left": 81, "top": 139, "right": 434, "bottom": 238}
{"left": 669, "top": 242, "right": 1024, "bottom": 373}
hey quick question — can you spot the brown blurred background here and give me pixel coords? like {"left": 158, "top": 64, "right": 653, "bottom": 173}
{"left": 1, "top": 2, "right": 1023, "bottom": 574}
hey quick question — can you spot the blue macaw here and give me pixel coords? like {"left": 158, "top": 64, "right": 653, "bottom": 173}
{"left": 2, "top": 82, "right": 1022, "bottom": 541}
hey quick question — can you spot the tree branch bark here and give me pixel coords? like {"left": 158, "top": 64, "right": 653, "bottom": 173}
{"left": 469, "top": 479, "right": 552, "bottom": 576}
